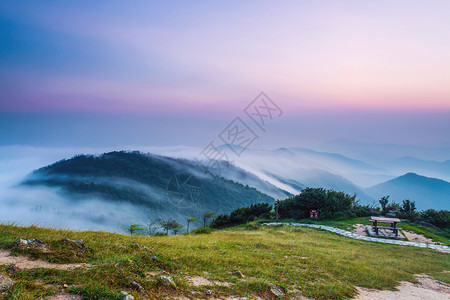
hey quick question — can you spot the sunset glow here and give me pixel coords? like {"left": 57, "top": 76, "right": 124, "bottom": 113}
{"left": 1, "top": 1, "right": 450, "bottom": 147}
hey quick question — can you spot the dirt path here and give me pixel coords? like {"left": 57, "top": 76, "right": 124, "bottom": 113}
{"left": 0, "top": 249, "right": 91, "bottom": 270}
{"left": 402, "top": 230, "right": 437, "bottom": 244}
{"left": 355, "top": 274, "right": 450, "bottom": 299}
{"left": 47, "top": 295, "right": 82, "bottom": 300}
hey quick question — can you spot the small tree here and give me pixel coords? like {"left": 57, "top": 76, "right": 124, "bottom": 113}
{"left": 127, "top": 223, "right": 145, "bottom": 235}
{"left": 160, "top": 219, "right": 183, "bottom": 235}
{"left": 202, "top": 211, "right": 216, "bottom": 228}
{"left": 187, "top": 217, "right": 200, "bottom": 233}
{"left": 400, "top": 199, "right": 416, "bottom": 219}
{"left": 146, "top": 218, "right": 162, "bottom": 235}
{"left": 171, "top": 220, "right": 183, "bottom": 235}
{"left": 160, "top": 220, "right": 172, "bottom": 235}
{"left": 379, "top": 195, "right": 389, "bottom": 215}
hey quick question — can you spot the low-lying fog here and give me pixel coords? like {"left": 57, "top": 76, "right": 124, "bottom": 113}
{"left": 0, "top": 143, "right": 448, "bottom": 233}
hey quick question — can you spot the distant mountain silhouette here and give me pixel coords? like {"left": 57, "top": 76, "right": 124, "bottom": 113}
{"left": 365, "top": 173, "right": 450, "bottom": 210}
{"left": 392, "top": 156, "right": 450, "bottom": 181}
{"left": 322, "top": 138, "right": 450, "bottom": 162}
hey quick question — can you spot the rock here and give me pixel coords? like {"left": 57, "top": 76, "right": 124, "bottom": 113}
{"left": 13, "top": 239, "right": 28, "bottom": 246}
{"left": 64, "top": 239, "right": 87, "bottom": 251}
{"left": 131, "top": 281, "right": 143, "bottom": 291}
{"left": 158, "top": 275, "right": 176, "bottom": 287}
{"left": 0, "top": 274, "right": 14, "bottom": 291}
{"left": 386, "top": 211, "right": 397, "bottom": 218}
{"left": 270, "top": 286, "right": 285, "bottom": 298}
{"left": 13, "top": 239, "right": 49, "bottom": 253}
{"left": 119, "top": 291, "right": 134, "bottom": 300}
{"left": 419, "top": 221, "right": 440, "bottom": 230}
{"left": 134, "top": 243, "right": 150, "bottom": 252}
{"left": 367, "top": 208, "right": 380, "bottom": 216}
{"left": 75, "top": 239, "right": 87, "bottom": 250}
{"left": 14, "top": 238, "right": 45, "bottom": 247}
{"left": 6, "top": 264, "right": 20, "bottom": 274}
{"left": 232, "top": 270, "right": 245, "bottom": 278}
{"left": 68, "top": 265, "right": 82, "bottom": 270}
{"left": 205, "top": 289, "right": 214, "bottom": 295}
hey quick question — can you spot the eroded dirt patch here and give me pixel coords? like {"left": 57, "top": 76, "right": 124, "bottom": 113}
{"left": 355, "top": 274, "right": 450, "bottom": 299}
{"left": 353, "top": 224, "right": 368, "bottom": 236}
{"left": 186, "top": 275, "right": 233, "bottom": 287}
{"left": 47, "top": 294, "right": 82, "bottom": 300}
{"left": 402, "top": 230, "right": 436, "bottom": 244}
{"left": 0, "top": 249, "right": 91, "bottom": 270}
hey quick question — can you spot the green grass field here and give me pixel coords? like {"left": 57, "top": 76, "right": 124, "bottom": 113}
{"left": 0, "top": 221, "right": 449, "bottom": 299}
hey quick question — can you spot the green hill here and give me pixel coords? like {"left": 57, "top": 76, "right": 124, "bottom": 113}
{"left": 23, "top": 151, "right": 276, "bottom": 230}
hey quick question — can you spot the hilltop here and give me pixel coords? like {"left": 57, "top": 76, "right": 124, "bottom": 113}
{"left": 22, "top": 151, "right": 283, "bottom": 231}
{"left": 0, "top": 220, "right": 448, "bottom": 299}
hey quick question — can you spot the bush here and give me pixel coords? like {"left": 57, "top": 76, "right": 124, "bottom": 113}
{"left": 245, "top": 222, "right": 261, "bottom": 230}
{"left": 420, "top": 209, "right": 450, "bottom": 229}
{"left": 278, "top": 187, "right": 358, "bottom": 220}
{"left": 191, "top": 227, "right": 213, "bottom": 234}
{"left": 352, "top": 204, "right": 372, "bottom": 217}
{"left": 210, "top": 203, "right": 272, "bottom": 228}
{"left": 153, "top": 232, "right": 168, "bottom": 236}
{"left": 397, "top": 199, "right": 418, "bottom": 220}
{"left": 386, "top": 201, "right": 401, "bottom": 212}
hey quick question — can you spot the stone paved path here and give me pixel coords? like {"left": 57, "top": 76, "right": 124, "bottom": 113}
{"left": 263, "top": 223, "right": 450, "bottom": 253}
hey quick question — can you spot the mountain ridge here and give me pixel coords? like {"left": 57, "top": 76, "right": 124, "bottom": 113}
{"left": 365, "top": 172, "right": 450, "bottom": 210}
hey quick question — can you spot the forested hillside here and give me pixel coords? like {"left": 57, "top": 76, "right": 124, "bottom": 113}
{"left": 23, "top": 151, "right": 275, "bottom": 228}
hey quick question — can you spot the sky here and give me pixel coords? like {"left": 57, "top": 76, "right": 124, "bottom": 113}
{"left": 1, "top": 1, "right": 450, "bottom": 148}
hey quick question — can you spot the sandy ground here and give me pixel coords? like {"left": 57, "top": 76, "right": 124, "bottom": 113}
{"left": 186, "top": 275, "right": 233, "bottom": 287}
{"left": 0, "top": 249, "right": 91, "bottom": 270}
{"left": 353, "top": 224, "right": 368, "bottom": 236}
{"left": 47, "top": 294, "right": 82, "bottom": 300}
{"left": 402, "top": 230, "right": 436, "bottom": 244}
{"left": 355, "top": 274, "right": 450, "bottom": 300}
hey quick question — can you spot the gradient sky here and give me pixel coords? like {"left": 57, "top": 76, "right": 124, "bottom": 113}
{"left": 1, "top": 1, "right": 450, "bottom": 148}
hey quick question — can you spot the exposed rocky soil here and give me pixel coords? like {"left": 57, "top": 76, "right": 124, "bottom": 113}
{"left": 355, "top": 274, "right": 450, "bottom": 300}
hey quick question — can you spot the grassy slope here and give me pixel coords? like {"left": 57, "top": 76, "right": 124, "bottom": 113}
{"left": 0, "top": 223, "right": 449, "bottom": 299}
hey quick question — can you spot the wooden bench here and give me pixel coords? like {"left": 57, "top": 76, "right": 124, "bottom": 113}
{"left": 370, "top": 217, "right": 402, "bottom": 237}
{"left": 372, "top": 226, "right": 402, "bottom": 236}
{"left": 373, "top": 226, "right": 403, "bottom": 230}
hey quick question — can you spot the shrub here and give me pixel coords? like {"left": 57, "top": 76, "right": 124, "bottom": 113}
{"left": 352, "top": 204, "right": 372, "bottom": 217}
{"left": 278, "top": 187, "right": 357, "bottom": 220}
{"left": 191, "top": 227, "right": 213, "bottom": 234}
{"left": 397, "top": 199, "right": 418, "bottom": 220}
{"left": 210, "top": 203, "right": 272, "bottom": 228}
{"left": 420, "top": 209, "right": 450, "bottom": 229}
{"left": 386, "top": 201, "right": 401, "bottom": 212}
{"left": 245, "top": 222, "right": 261, "bottom": 230}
